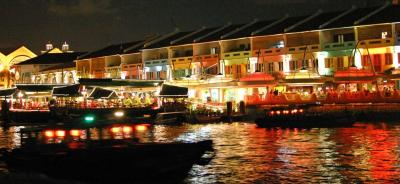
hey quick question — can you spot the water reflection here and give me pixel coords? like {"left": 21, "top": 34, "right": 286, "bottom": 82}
{"left": 0, "top": 122, "right": 400, "bottom": 183}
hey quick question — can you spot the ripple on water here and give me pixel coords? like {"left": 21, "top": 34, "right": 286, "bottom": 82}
{"left": 0, "top": 122, "right": 400, "bottom": 183}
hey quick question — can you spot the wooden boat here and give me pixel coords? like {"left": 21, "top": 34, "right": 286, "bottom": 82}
{"left": 1, "top": 136, "right": 213, "bottom": 183}
{"left": 255, "top": 105, "right": 355, "bottom": 128}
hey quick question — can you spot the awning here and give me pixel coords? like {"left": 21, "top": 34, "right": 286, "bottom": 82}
{"left": 334, "top": 76, "right": 376, "bottom": 83}
{"left": 52, "top": 84, "right": 81, "bottom": 97}
{"left": 284, "top": 78, "right": 326, "bottom": 86}
{"left": 87, "top": 87, "right": 118, "bottom": 99}
{"left": 159, "top": 84, "right": 188, "bottom": 98}
{"left": 78, "top": 78, "right": 163, "bottom": 87}
{"left": 0, "top": 88, "right": 17, "bottom": 97}
{"left": 239, "top": 72, "right": 275, "bottom": 82}
{"left": 334, "top": 67, "right": 377, "bottom": 83}
{"left": 16, "top": 84, "right": 66, "bottom": 92}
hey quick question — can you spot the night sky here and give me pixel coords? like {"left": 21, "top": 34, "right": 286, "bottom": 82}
{"left": 0, "top": 0, "right": 384, "bottom": 53}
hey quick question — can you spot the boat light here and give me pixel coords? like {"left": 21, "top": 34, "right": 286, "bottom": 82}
{"left": 84, "top": 115, "right": 95, "bottom": 123}
{"left": 299, "top": 109, "right": 304, "bottom": 113}
{"left": 135, "top": 124, "right": 148, "bottom": 131}
{"left": 55, "top": 130, "right": 66, "bottom": 137}
{"left": 292, "top": 109, "right": 298, "bottom": 113}
{"left": 114, "top": 111, "right": 124, "bottom": 117}
{"left": 111, "top": 127, "right": 121, "bottom": 133}
{"left": 44, "top": 130, "right": 54, "bottom": 138}
{"left": 269, "top": 111, "right": 275, "bottom": 115}
{"left": 70, "top": 130, "right": 81, "bottom": 137}
{"left": 276, "top": 111, "right": 281, "bottom": 115}
{"left": 122, "top": 126, "right": 132, "bottom": 133}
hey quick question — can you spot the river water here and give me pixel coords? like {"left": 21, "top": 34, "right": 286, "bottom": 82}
{"left": 0, "top": 122, "right": 399, "bottom": 183}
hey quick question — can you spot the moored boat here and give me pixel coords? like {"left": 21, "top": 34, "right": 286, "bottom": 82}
{"left": 1, "top": 126, "right": 214, "bottom": 183}
{"left": 255, "top": 105, "right": 355, "bottom": 128}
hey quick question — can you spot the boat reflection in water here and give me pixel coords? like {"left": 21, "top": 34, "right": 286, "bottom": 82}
{"left": 0, "top": 122, "right": 400, "bottom": 183}
{"left": 1, "top": 123, "right": 214, "bottom": 183}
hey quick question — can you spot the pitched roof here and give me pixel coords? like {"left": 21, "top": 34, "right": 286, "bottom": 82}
{"left": 79, "top": 40, "right": 143, "bottom": 59}
{"left": 253, "top": 16, "right": 307, "bottom": 36}
{"left": 144, "top": 31, "right": 192, "bottom": 49}
{"left": 287, "top": 10, "right": 344, "bottom": 33}
{"left": 223, "top": 20, "right": 276, "bottom": 40}
{"left": 0, "top": 46, "right": 21, "bottom": 55}
{"left": 39, "top": 62, "right": 76, "bottom": 72}
{"left": 16, "top": 52, "right": 85, "bottom": 65}
{"left": 359, "top": 4, "right": 400, "bottom": 25}
{"left": 194, "top": 24, "right": 244, "bottom": 43}
{"left": 322, "top": 6, "right": 377, "bottom": 29}
{"left": 171, "top": 27, "right": 217, "bottom": 46}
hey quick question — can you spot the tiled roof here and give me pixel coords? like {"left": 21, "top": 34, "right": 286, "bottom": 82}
{"left": 171, "top": 27, "right": 217, "bottom": 46}
{"left": 359, "top": 4, "right": 400, "bottom": 25}
{"left": 253, "top": 16, "right": 307, "bottom": 36}
{"left": 194, "top": 24, "right": 244, "bottom": 43}
{"left": 144, "top": 31, "right": 192, "bottom": 49}
{"left": 16, "top": 52, "right": 85, "bottom": 65}
{"left": 223, "top": 20, "right": 275, "bottom": 40}
{"left": 323, "top": 6, "right": 377, "bottom": 29}
{"left": 80, "top": 40, "right": 143, "bottom": 59}
{"left": 39, "top": 62, "right": 76, "bottom": 72}
{"left": 287, "top": 10, "right": 344, "bottom": 33}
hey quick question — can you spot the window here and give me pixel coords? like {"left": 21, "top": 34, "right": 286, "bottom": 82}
{"left": 257, "top": 63, "right": 265, "bottom": 72}
{"left": 385, "top": 53, "right": 393, "bottom": 65}
{"left": 278, "top": 62, "right": 283, "bottom": 71}
{"left": 362, "top": 55, "right": 370, "bottom": 67}
{"left": 289, "top": 60, "right": 298, "bottom": 70}
{"left": 325, "top": 58, "right": 333, "bottom": 68}
{"left": 337, "top": 57, "right": 344, "bottom": 69}
{"left": 268, "top": 63, "right": 274, "bottom": 73}
{"left": 301, "top": 60, "right": 308, "bottom": 68}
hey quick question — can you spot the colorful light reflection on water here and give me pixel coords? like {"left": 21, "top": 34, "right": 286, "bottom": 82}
{"left": 0, "top": 122, "right": 400, "bottom": 183}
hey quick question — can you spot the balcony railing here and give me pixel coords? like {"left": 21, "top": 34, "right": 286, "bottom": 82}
{"left": 144, "top": 58, "right": 168, "bottom": 67}
{"left": 221, "top": 51, "right": 251, "bottom": 60}
{"left": 170, "top": 56, "right": 193, "bottom": 64}
{"left": 194, "top": 54, "right": 219, "bottom": 61}
{"left": 287, "top": 44, "right": 320, "bottom": 54}
{"left": 322, "top": 41, "right": 355, "bottom": 51}
{"left": 359, "top": 38, "right": 394, "bottom": 48}
{"left": 253, "top": 48, "right": 285, "bottom": 56}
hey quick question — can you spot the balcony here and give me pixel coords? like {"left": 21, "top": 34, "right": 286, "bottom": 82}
{"left": 287, "top": 44, "right": 320, "bottom": 54}
{"left": 144, "top": 58, "right": 168, "bottom": 67}
{"left": 252, "top": 48, "right": 286, "bottom": 56}
{"left": 170, "top": 56, "right": 193, "bottom": 64}
{"left": 322, "top": 41, "right": 355, "bottom": 51}
{"left": 221, "top": 50, "right": 251, "bottom": 60}
{"left": 359, "top": 38, "right": 394, "bottom": 48}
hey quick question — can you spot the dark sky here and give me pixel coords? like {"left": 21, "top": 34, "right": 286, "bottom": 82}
{"left": 0, "top": 0, "right": 384, "bottom": 54}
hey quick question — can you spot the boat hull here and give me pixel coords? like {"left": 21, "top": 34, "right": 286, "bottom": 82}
{"left": 255, "top": 109, "right": 355, "bottom": 128}
{"left": 2, "top": 140, "right": 213, "bottom": 183}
